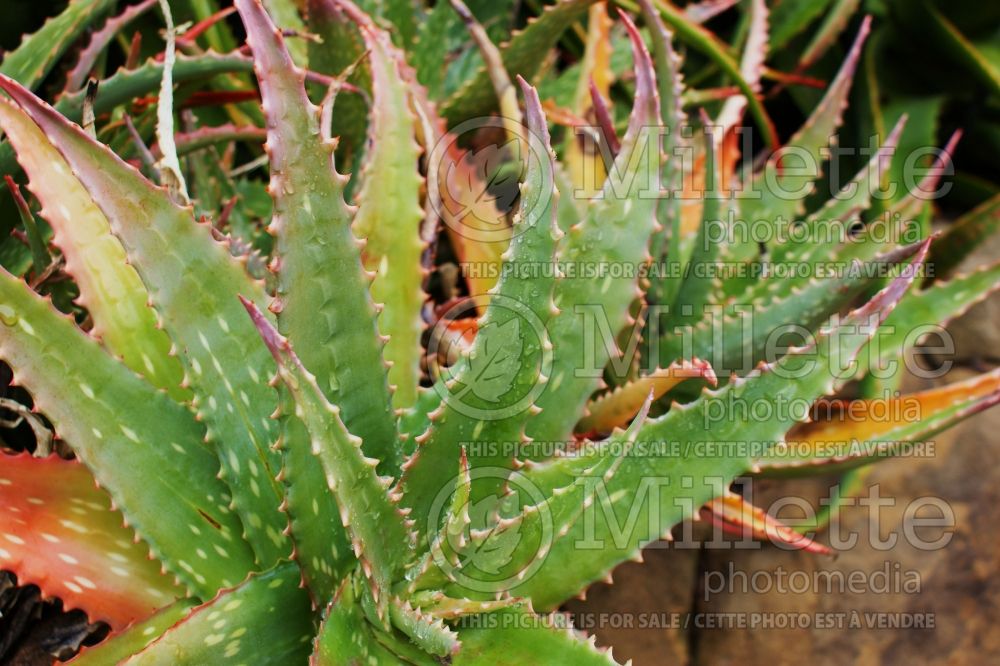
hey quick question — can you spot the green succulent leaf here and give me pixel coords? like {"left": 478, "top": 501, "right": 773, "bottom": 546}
{"left": 0, "top": 266, "right": 256, "bottom": 597}
{"left": 389, "top": 597, "right": 461, "bottom": 659}
{"left": 3, "top": 176, "right": 50, "bottom": 280}
{"left": 739, "top": 17, "right": 872, "bottom": 257}
{"left": 0, "top": 52, "right": 255, "bottom": 179}
{"left": 0, "top": 1, "right": 994, "bottom": 661}
{"left": 274, "top": 395, "right": 355, "bottom": 604}
{"left": 0, "top": 73, "right": 290, "bottom": 569}
{"left": 413, "top": 593, "right": 518, "bottom": 621}
{"left": 855, "top": 261, "right": 1000, "bottom": 379}
{"left": 766, "top": 115, "right": 908, "bottom": 275}
{"left": 267, "top": 1, "right": 372, "bottom": 602}
{"left": 640, "top": 0, "right": 688, "bottom": 309}
{"left": 525, "top": 15, "right": 661, "bottom": 445}
{"left": 351, "top": 16, "right": 428, "bottom": 411}
{"left": 0, "top": 98, "right": 190, "bottom": 401}
{"left": 511, "top": 243, "right": 929, "bottom": 607}
{"left": 59, "top": 54, "right": 254, "bottom": 123}
{"left": 0, "top": 0, "right": 116, "bottom": 91}
{"left": 469, "top": 319, "right": 524, "bottom": 401}
{"left": 262, "top": 0, "right": 308, "bottom": 63}
{"left": 400, "top": 77, "right": 562, "bottom": 530}
{"left": 465, "top": 507, "right": 523, "bottom": 575}
{"left": 70, "top": 599, "right": 198, "bottom": 666}
{"left": 661, "top": 117, "right": 725, "bottom": 331}
{"left": 312, "top": 577, "right": 407, "bottom": 665}
{"left": 238, "top": 0, "right": 401, "bottom": 474}
{"left": 768, "top": 0, "right": 833, "bottom": 51}
{"left": 876, "top": 96, "right": 944, "bottom": 222}
{"left": 440, "top": 0, "right": 599, "bottom": 124}
{"left": 122, "top": 564, "right": 313, "bottom": 665}
{"left": 658, "top": 242, "right": 927, "bottom": 375}
{"left": 304, "top": 0, "right": 371, "bottom": 176}
{"left": 626, "top": 0, "right": 778, "bottom": 149}
{"left": 64, "top": 0, "right": 159, "bottom": 93}
{"left": 244, "top": 299, "right": 411, "bottom": 617}
{"left": 443, "top": 393, "right": 651, "bottom": 598}
{"left": 411, "top": 0, "right": 458, "bottom": 97}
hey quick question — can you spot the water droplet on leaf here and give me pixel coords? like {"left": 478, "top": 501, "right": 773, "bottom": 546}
{"left": 0, "top": 305, "right": 18, "bottom": 326}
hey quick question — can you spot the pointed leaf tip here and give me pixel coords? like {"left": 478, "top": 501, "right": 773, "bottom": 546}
{"left": 588, "top": 77, "right": 620, "bottom": 154}
{"left": 867, "top": 237, "right": 931, "bottom": 320}
{"left": 239, "top": 294, "right": 285, "bottom": 359}
{"left": 704, "top": 494, "right": 832, "bottom": 556}
{"left": 519, "top": 77, "right": 551, "bottom": 148}
{"left": 618, "top": 8, "right": 657, "bottom": 113}
{"left": 904, "top": 127, "right": 960, "bottom": 196}
{"left": 610, "top": 2, "right": 660, "bottom": 182}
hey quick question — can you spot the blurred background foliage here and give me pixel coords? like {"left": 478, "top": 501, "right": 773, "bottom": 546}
{"left": 3, "top": 0, "right": 997, "bottom": 213}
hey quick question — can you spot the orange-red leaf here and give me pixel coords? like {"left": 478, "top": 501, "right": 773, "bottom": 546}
{"left": 760, "top": 369, "right": 1000, "bottom": 474}
{"left": 577, "top": 359, "right": 717, "bottom": 435}
{"left": 702, "top": 494, "right": 831, "bottom": 555}
{"left": 0, "top": 453, "right": 182, "bottom": 628}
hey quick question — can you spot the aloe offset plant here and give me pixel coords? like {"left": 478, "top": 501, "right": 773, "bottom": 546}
{"left": 0, "top": 0, "right": 999, "bottom": 664}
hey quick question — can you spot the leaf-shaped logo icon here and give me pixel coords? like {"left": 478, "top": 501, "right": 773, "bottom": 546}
{"left": 446, "top": 138, "right": 523, "bottom": 223}
{"left": 463, "top": 318, "right": 522, "bottom": 404}
{"left": 425, "top": 464, "right": 554, "bottom": 593}
{"left": 461, "top": 495, "right": 522, "bottom": 575}
{"left": 429, "top": 294, "right": 550, "bottom": 421}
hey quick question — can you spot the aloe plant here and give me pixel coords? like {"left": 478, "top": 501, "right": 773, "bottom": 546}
{"left": 0, "top": 0, "right": 998, "bottom": 663}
